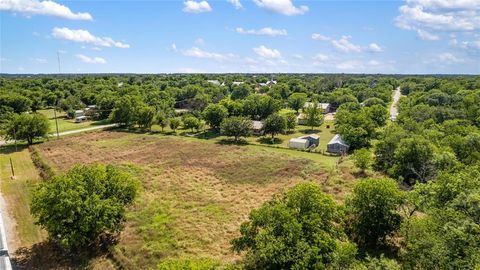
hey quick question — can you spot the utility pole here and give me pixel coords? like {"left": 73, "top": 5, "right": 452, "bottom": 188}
{"left": 9, "top": 157, "right": 15, "bottom": 178}
{"left": 54, "top": 102, "right": 60, "bottom": 139}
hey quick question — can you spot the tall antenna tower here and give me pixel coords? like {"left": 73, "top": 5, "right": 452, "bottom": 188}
{"left": 57, "top": 50, "right": 61, "bottom": 73}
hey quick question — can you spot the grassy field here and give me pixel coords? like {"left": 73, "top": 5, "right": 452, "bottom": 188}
{"left": 33, "top": 130, "right": 356, "bottom": 268}
{"left": 0, "top": 145, "right": 45, "bottom": 249}
{"left": 38, "top": 109, "right": 109, "bottom": 134}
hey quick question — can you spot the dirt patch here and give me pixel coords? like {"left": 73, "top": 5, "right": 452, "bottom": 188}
{"left": 37, "top": 131, "right": 354, "bottom": 267}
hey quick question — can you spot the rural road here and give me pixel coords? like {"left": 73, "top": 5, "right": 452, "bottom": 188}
{"left": 0, "top": 123, "right": 117, "bottom": 146}
{"left": 390, "top": 87, "right": 401, "bottom": 121}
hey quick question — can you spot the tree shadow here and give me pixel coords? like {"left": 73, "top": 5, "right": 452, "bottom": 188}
{"left": 352, "top": 170, "right": 369, "bottom": 178}
{"left": 11, "top": 239, "right": 114, "bottom": 270}
{"left": 216, "top": 138, "right": 249, "bottom": 145}
{"left": 257, "top": 137, "right": 283, "bottom": 145}
{"left": 299, "top": 128, "right": 322, "bottom": 134}
{"left": 0, "top": 144, "right": 29, "bottom": 154}
{"left": 194, "top": 130, "right": 221, "bottom": 140}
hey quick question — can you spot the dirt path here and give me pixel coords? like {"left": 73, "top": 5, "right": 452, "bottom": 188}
{"left": 390, "top": 87, "right": 401, "bottom": 121}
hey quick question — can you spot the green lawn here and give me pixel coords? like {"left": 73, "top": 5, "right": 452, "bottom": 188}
{"left": 38, "top": 109, "right": 109, "bottom": 134}
{"left": 0, "top": 145, "right": 45, "bottom": 249}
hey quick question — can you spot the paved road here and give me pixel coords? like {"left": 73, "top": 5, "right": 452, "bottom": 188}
{"left": 0, "top": 123, "right": 117, "bottom": 146}
{"left": 390, "top": 87, "right": 401, "bottom": 121}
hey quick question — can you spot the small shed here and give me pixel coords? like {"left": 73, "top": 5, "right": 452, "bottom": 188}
{"left": 297, "top": 113, "right": 307, "bottom": 125}
{"left": 252, "top": 121, "right": 264, "bottom": 135}
{"left": 299, "top": 134, "right": 320, "bottom": 147}
{"left": 288, "top": 138, "right": 310, "bottom": 149}
{"left": 326, "top": 134, "right": 349, "bottom": 154}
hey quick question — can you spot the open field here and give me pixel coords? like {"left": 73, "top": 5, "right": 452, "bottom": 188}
{"left": 38, "top": 109, "right": 109, "bottom": 134}
{"left": 33, "top": 130, "right": 356, "bottom": 268}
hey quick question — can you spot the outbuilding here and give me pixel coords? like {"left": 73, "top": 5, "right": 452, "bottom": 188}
{"left": 288, "top": 138, "right": 310, "bottom": 149}
{"left": 252, "top": 120, "right": 264, "bottom": 135}
{"left": 326, "top": 134, "right": 349, "bottom": 154}
{"left": 299, "top": 134, "right": 320, "bottom": 147}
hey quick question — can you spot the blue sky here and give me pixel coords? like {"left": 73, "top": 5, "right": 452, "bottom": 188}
{"left": 1, "top": 0, "right": 479, "bottom": 74}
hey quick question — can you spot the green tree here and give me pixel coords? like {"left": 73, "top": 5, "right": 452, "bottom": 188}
{"left": 345, "top": 178, "right": 403, "bottom": 249}
{"left": 231, "top": 84, "right": 251, "bottom": 100}
{"left": 220, "top": 116, "right": 252, "bottom": 142}
{"left": 304, "top": 102, "right": 323, "bottom": 131}
{"left": 5, "top": 113, "right": 49, "bottom": 145}
{"left": 169, "top": 118, "right": 181, "bottom": 133}
{"left": 203, "top": 104, "right": 228, "bottom": 131}
{"left": 0, "top": 94, "right": 33, "bottom": 113}
{"left": 109, "top": 95, "right": 143, "bottom": 127}
{"left": 393, "top": 136, "right": 437, "bottom": 183}
{"left": 288, "top": 93, "right": 307, "bottom": 113}
{"left": 31, "top": 164, "right": 138, "bottom": 250}
{"left": 401, "top": 168, "right": 480, "bottom": 269}
{"left": 352, "top": 148, "right": 372, "bottom": 174}
{"left": 285, "top": 112, "right": 297, "bottom": 132}
{"left": 183, "top": 115, "right": 201, "bottom": 132}
{"left": 263, "top": 113, "right": 286, "bottom": 140}
{"left": 156, "top": 112, "right": 169, "bottom": 132}
{"left": 232, "top": 182, "right": 351, "bottom": 270}
{"left": 137, "top": 106, "right": 156, "bottom": 130}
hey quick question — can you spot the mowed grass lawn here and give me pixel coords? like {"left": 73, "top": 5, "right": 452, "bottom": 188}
{"left": 38, "top": 109, "right": 109, "bottom": 134}
{"left": 36, "top": 130, "right": 356, "bottom": 268}
{"left": 0, "top": 145, "right": 45, "bottom": 250}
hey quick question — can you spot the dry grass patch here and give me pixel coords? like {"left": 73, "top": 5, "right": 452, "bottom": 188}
{"left": 37, "top": 131, "right": 356, "bottom": 268}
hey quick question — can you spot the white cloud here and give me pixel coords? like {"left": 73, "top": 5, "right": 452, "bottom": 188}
{"left": 331, "top": 36, "right": 362, "bottom": 53}
{"left": 253, "top": 0, "right": 308, "bottom": 16}
{"left": 395, "top": 0, "right": 480, "bottom": 32}
{"left": 235, "top": 27, "right": 287, "bottom": 37}
{"left": 312, "top": 54, "right": 329, "bottom": 61}
{"left": 76, "top": 54, "right": 107, "bottom": 64}
{"left": 228, "top": 0, "right": 242, "bottom": 9}
{"left": 292, "top": 54, "right": 303, "bottom": 59}
{"left": 0, "top": 0, "right": 92, "bottom": 20}
{"left": 416, "top": 29, "right": 440, "bottom": 40}
{"left": 34, "top": 58, "right": 48, "bottom": 63}
{"left": 311, "top": 33, "right": 330, "bottom": 41}
{"left": 367, "top": 60, "right": 381, "bottom": 66}
{"left": 171, "top": 43, "right": 178, "bottom": 52}
{"left": 253, "top": 45, "right": 281, "bottom": 58}
{"left": 182, "top": 47, "right": 235, "bottom": 61}
{"left": 436, "top": 52, "right": 464, "bottom": 63}
{"left": 183, "top": 0, "right": 212, "bottom": 13}
{"left": 367, "top": 43, "right": 384, "bottom": 52}
{"left": 450, "top": 38, "right": 480, "bottom": 51}
{"left": 336, "top": 60, "right": 363, "bottom": 70}
{"left": 195, "top": 38, "right": 205, "bottom": 45}
{"left": 52, "top": 27, "right": 130, "bottom": 48}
